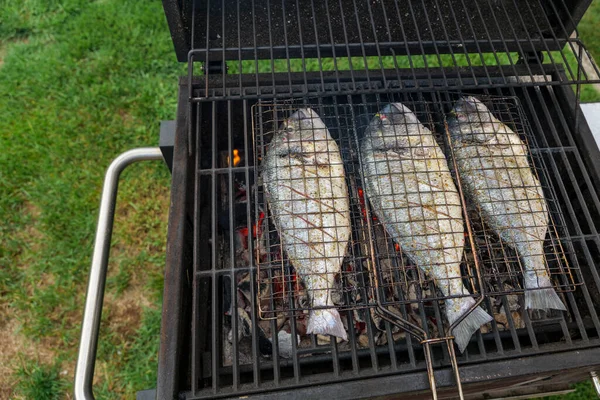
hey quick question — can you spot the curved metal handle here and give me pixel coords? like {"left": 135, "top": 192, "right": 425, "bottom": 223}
{"left": 75, "top": 148, "right": 165, "bottom": 400}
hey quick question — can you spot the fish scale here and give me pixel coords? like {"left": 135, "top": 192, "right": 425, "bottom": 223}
{"left": 448, "top": 96, "right": 566, "bottom": 312}
{"left": 262, "top": 108, "right": 351, "bottom": 340}
{"left": 359, "top": 103, "right": 492, "bottom": 353}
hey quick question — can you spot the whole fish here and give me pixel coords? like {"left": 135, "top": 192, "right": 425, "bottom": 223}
{"left": 448, "top": 96, "right": 565, "bottom": 311}
{"left": 262, "top": 108, "right": 350, "bottom": 340}
{"left": 359, "top": 103, "right": 492, "bottom": 352}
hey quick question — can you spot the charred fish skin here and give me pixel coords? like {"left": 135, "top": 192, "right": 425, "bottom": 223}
{"left": 448, "top": 96, "right": 566, "bottom": 311}
{"left": 359, "top": 103, "right": 492, "bottom": 353}
{"left": 262, "top": 108, "right": 350, "bottom": 340}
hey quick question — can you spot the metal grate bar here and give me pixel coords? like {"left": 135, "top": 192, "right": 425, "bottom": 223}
{"left": 183, "top": 84, "right": 600, "bottom": 398}
{"left": 192, "top": 104, "right": 199, "bottom": 396}
{"left": 226, "top": 101, "right": 239, "bottom": 390}
{"left": 210, "top": 102, "right": 220, "bottom": 394}
{"left": 183, "top": 0, "right": 600, "bottom": 102}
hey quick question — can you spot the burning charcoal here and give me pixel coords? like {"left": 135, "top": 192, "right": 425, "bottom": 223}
{"left": 256, "top": 273, "right": 274, "bottom": 312}
{"left": 506, "top": 294, "right": 520, "bottom": 312}
{"left": 273, "top": 331, "right": 299, "bottom": 358}
{"left": 353, "top": 309, "right": 366, "bottom": 324}
{"left": 352, "top": 309, "right": 368, "bottom": 336}
{"left": 393, "top": 330, "right": 406, "bottom": 342}
{"left": 234, "top": 228, "right": 250, "bottom": 267}
{"left": 295, "top": 286, "right": 309, "bottom": 310}
{"left": 491, "top": 295, "right": 502, "bottom": 309}
{"left": 299, "top": 336, "right": 314, "bottom": 349}
{"left": 369, "top": 308, "right": 385, "bottom": 331}
{"left": 257, "top": 319, "right": 272, "bottom": 339}
{"left": 408, "top": 283, "right": 420, "bottom": 310}
{"left": 317, "top": 334, "right": 343, "bottom": 345}
{"left": 511, "top": 311, "right": 525, "bottom": 329}
{"left": 223, "top": 330, "right": 233, "bottom": 367}
{"left": 237, "top": 273, "right": 254, "bottom": 307}
{"left": 282, "top": 315, "right": 307, "bottom": 337}
{"left": 342, "top": 262, "right": 360, "bottom": 304}
{"left": 233, "top": 307, "right": 272, "bottom": 356}
{"left": 376, "top": 328, "right": 407, "bottom": 346}
{"left": 276, "top": 314, "right": 287, "bottom": 332}
{"left": 494, "top": 306, "right": 525, "bottom": 330}
{"left": 258, "top": 334, "right": 273, "bottom": 356}
{"left": 494, "top": 309, "right": 509, "bottom": 329}
{"left": 223, "top": 277, "right": 233, "bottom": 316}
{"left": 358, "top": 334, "right": 370, "bottom": 348}
{"left": 479, "top": 322, "right": 490, "bottom": 334}
{"left": 237, "top": 289, "right": 247, "bottom": 311}
{"left": 340, "top": 312, "right": 354, "bottom": 339}
{"left": 331, "top": 277, "right": 343, "bottom": 305}
{"left": 227, "top": 329, "right": 236, "bottom": 344}
{"left": 237, "top": 307, "right": 253, "bottom": 338}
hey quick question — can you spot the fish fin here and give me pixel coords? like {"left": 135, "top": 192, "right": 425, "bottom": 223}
{"left": 449, "top": 301, "right": 493, "bottom": 353}
{"left": 307, "top": 308, "right": 348, "bottom": 341}
{"left": 525, "top": 287, "right": 566, "bottom": 311}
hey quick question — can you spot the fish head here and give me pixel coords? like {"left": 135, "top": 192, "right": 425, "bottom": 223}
{"left": 448, "top": 96, "right": 498, "bottom": 143}
{"left": 450, "top": 96, "right": 494, "bottom": 124}
{"left": 364, "top": 103, "right": 418, "bottom": 150}
{"left": 278, "top": 108, "right": 329, "bottom": 147}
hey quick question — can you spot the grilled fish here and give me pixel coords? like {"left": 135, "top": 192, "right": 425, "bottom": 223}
{"left": 359, "top": 103, "right": 492, "bottom": 352}
{"left": 262, "top": 108, "right": 350, "bottom": 340}
{"left": 448, "top": 96, "right": 565, "bottom": 311}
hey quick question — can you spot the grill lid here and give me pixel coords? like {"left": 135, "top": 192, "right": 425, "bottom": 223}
{"left": 163, "top": 0, "right": 592, "bottom": 63}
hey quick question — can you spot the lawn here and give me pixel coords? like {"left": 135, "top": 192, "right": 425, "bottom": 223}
{"left": 0, "top": 1, "right": 598, "bottom": 399}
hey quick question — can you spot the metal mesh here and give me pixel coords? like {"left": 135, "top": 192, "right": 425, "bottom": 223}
{"left": 440, "top": 94, "right": 580, "bottom": 299}
{"left": 174, "top": 84, "right": 600, "bottom": 399}
{"left": 183, "top": 0, "right": 600, "bottom": 101}
{"left": 251, "top": 94, "right": 579, "bottom": 341}
{"left": 252, "top": 104, "right": 368, "bottom": 322}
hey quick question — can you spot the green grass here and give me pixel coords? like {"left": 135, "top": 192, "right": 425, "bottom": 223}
{"left": 0, "top": 0, "right": 182, "bottom": 397}
{"left": 15, "top": 362, "right": 66, "bottom": 400}
{"left": 0, "top": 0, "right": 599, "bottom": 399}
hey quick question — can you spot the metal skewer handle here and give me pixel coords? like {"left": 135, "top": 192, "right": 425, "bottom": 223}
{"left": 74, "top": 148, "right": 165, "bottom": 400}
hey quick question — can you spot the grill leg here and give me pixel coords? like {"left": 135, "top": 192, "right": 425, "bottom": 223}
{"left": 74, "top": 148, "right": 165, "bottom": 400}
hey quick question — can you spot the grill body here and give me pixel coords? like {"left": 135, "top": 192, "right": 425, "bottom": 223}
{"left": 157, "top": 1, "right": 600, "bottom": 398}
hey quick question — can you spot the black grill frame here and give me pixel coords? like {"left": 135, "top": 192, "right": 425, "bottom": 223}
{"left": 158, "top": 74, "right": 600, "bottom": 400}
{"left": 157, "top": 1, "right": 600, "bottom": 398}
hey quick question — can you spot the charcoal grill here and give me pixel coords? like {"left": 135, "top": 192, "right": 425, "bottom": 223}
{"left": 75, "top": 1, "right": 600, "bottom": 399}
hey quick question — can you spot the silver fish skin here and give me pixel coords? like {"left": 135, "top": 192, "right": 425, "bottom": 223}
{"left": 262, "top": 108, "right": 350, "bottom": 340}
{"left": 360, "top": 103, "right": 491, "bottom": 352}
{"left": 448, "top": 96, "right": 565, "bottom": 311}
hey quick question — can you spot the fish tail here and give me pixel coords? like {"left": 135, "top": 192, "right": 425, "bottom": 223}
{"left": 525, "top": 288, "right": 566, "bottom": 311}
{"left": 447, "top": 297, "right": 493, "bottom": 353}
{"left": 523, "top": 257, "right": 566, "bottom": 311}
{"left": 307, "top": 308, "right": 348, "bottom": 341}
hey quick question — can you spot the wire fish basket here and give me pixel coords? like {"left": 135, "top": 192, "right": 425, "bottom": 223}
{"left": 438, "top": 93, "right": 581, "bottom": 301}
{"left": 252, "top": 93, "right": 580, "bottom": 320}
{"left": 248, "top": 93, "right": 582, "bottom": 399}
{"left": 252, "top": 97, "right": 488, "bottom": 320}
{"left": 252, "top": 102, "right": 372, "bottom": 323}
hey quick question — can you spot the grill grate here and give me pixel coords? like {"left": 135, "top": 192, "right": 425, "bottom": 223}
{"left": 441, "top": 94, "right": 580, "bottom": 298}
{"left": 182, "top": 85, "right": 600, "bottom": 399}
{"left": 251, "top": 95, "right": 578, "bottom": 317}
{"left": 183, "top": 0, "right": 600, "bottom": 101}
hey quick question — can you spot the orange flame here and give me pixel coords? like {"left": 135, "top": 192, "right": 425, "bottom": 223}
{"left": 233, "top": 149, "right": 241, "bottom": 167}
